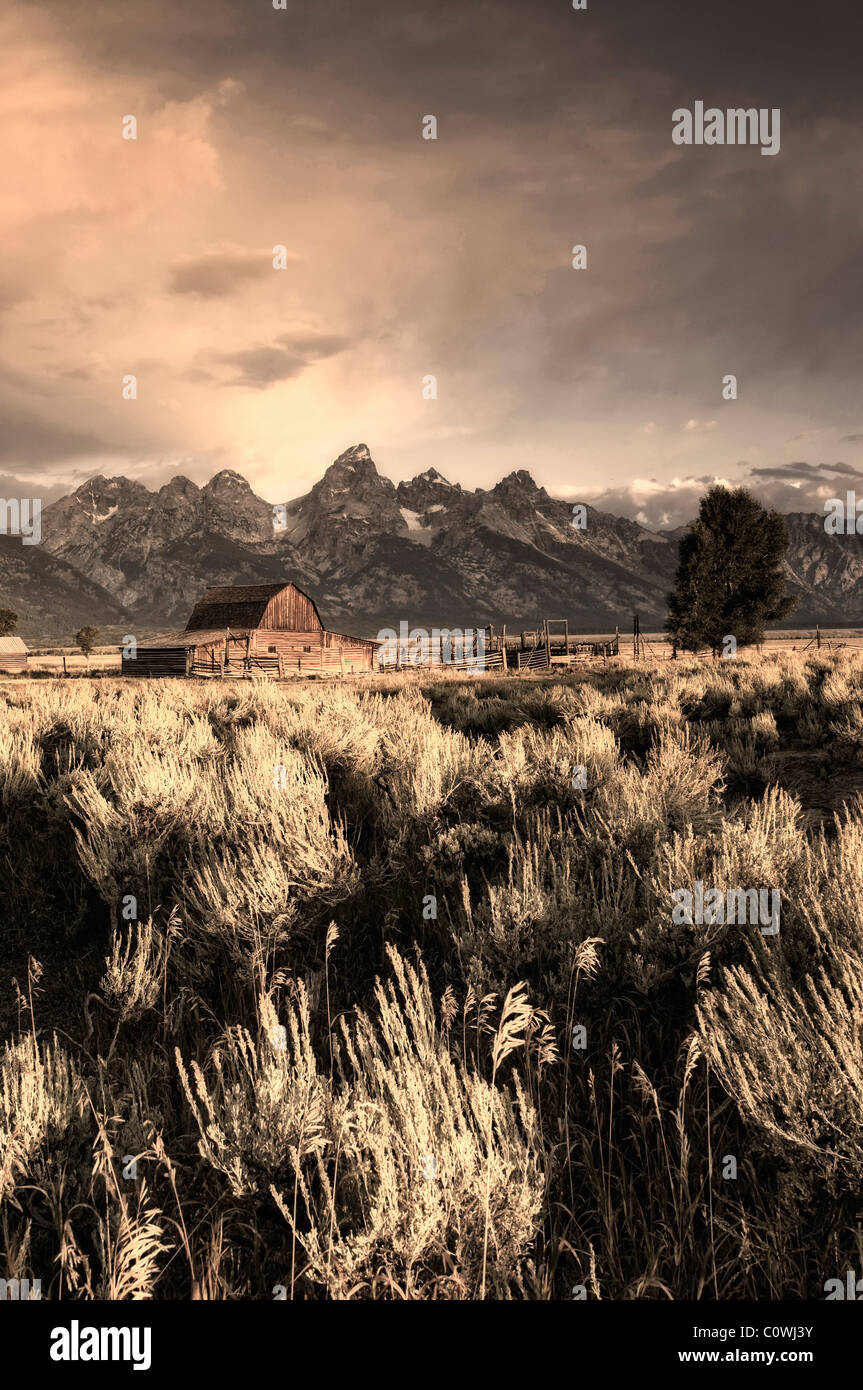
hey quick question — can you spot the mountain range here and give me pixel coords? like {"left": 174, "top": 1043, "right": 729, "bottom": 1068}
{"left": 4, "top": 443, "right": 862, "bottom": 642}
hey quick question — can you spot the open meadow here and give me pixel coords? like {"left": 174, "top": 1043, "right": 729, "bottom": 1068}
{"left": 2, "top": 652, "right": 863, "bottom": 1299}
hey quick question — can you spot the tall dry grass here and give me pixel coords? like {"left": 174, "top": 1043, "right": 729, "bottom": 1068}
{"left": 1, "top": 651, "right": 862, "bottom": 1298}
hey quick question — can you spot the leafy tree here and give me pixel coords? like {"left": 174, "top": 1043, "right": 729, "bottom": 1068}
{"left": 0, "top": 608, "right": 18, "bottom": 637}
{"left": 666, "top": 485, "right": 797, "bottom": 653}
{"left": 75, "top": 626, "right": 100, "bottom": 661}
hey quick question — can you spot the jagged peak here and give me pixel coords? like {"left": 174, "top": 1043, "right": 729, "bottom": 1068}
{"left": 160, "top": 475, "right": 199, "bottom": 495}
{"left": 333, "top": 443, "right": 373, "bottom": 466}
{"left": 318, "top": 444, "right": 393, "bottom": 494}
{"left": 202, "top": 469, "right": 255, "bottom": 492}
{"left": 495, "top": 469, "right": 540, "bottom": 491}
{"left": 489, "top": 470, "right": 551, "bottom": 502}
{"left": 72, "top": 474, "right": 148, "bottom": 496}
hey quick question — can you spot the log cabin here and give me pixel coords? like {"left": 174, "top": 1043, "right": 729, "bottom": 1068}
{"left": 121, "top": 582, "right": 381, "bottom": 678}
{"left": 0, "top": 635, "right": 29, "bottom": 675}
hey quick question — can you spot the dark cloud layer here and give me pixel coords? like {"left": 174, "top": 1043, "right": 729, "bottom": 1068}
{"left": 168, "top": 250, "right": 283, "bottom": 298}
{"left": 3, "top": 0, "right": 862, "bottom": 507}
{"left": 190, "top": 332, "right": 353, "bottom": 388}
{"left": 0, "top": 410, "right": 113, "bottom": 466}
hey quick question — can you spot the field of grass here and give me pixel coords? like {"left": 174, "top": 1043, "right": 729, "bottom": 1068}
{"left": 2, "top": 652, "right": 863, "bottom": 1299}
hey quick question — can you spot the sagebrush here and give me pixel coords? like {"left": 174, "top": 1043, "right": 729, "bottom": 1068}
{"left": 2, "top": 652, "right": 862, "bottom": 1298}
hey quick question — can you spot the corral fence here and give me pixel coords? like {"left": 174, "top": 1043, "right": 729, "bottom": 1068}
{"left": 635, "top": 624, "right": 863, "bottom": 661}
{"left": 377, "top": 620, "right": 620, "bottom": 672}
{"left": 375, "top": 618, "right": 863, "bottom": 673}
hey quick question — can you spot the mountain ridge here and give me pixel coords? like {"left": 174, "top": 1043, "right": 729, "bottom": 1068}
{"left": 4, "top": 444, "right": 861, "bottom": 642}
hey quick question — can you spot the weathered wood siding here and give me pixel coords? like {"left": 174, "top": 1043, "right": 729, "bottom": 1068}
{"left": 0, "top": 637, "right": 29, "bottom": 673}
{"left": 260, "top": 588, "right": 323, "bottom": 631}
{"left": 124, "top": 583, "right": 379, "bottom": 678}
{"left": 249, "top": 630, "right": 378, "bottom": 672}
{"left": 184, "top": 583, "right": 323, "bottom": 632}
{"left": 122, "top": 648, "right": 188, "bottom": 677}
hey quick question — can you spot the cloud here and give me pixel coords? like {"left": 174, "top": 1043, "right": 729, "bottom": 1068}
{"left": 0, "top": 279, "right": 30, "bottom": 315}
{"left": 200, "top": 332, "right": 352, "bottom": 389}
{"left": 275, "top": 332, "right": 351, "bottom": 358}
{"left": 217, "top": 346, "right": 309, "bottom": 388}
{"left": 0, "top": 409, "right": 113, "bottom": 466}
{"left": 585, "top": 474, "right": 731, "bottom": 531}
{"left": 0, "top": 472, "right": 70, "bottom": 504}
{"left": 588, "top": 462, "right": 863, "bottom": 532}
{"left": 167, "top": 247, "right": 296, "bottom": 298}
{"left": 2, "top": 0, "right": 861, "bottom": 500}
{"left": 750, "top": 461, "right": 861, "bottom": 480}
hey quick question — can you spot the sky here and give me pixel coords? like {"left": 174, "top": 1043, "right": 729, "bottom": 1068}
{"left": 2, "top": 0, "right": 862, "bottom": 530}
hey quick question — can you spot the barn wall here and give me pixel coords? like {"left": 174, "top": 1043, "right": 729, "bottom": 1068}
{"left": 124, "top": 628, "right": 379, "bottom": 678}
{"left": 252, "top": 630, "right": 378, "bottom": 672}
{"left": 193, "top": 636, "right": 253, "bottom": 674}
{"left": 261, "top": 588, "right": 323, "bottom": 631}
{"left": 0, "top": 657, "right": 27, "bottom": 674}
{"left": 122, "top": 648, "right": 188, "bottom": 677}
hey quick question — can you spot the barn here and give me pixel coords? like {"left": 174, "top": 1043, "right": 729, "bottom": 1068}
{"left": 0, "top": 635, "right": 29, "bottom": 675}
{"left": 122, "top": 582, "right": 381, "bottom": 678}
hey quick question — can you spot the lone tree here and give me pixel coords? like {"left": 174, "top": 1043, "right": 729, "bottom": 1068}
{"left": 75, "top": 626, "right": 100, "bottom": 661}
{"left": 0, "top": 608, "right": 18, "bottom": 637}
{"left": 666, "top": 485, "right": 797, "bottom": 653}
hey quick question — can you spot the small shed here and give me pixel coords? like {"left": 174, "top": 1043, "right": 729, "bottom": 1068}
{"left": 123, "top": 582, "right": 381, "bottom": 678}
{"left": 0, "top": 635, "right": 29, "bottom": 674}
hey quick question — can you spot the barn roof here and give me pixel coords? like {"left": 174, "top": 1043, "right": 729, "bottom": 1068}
{"left": 0, "top": 635, "right": 28, "bottom": 654}
{"left": 131, "top": 628, "right": 253, "bottom": 651}
{"left": 184, "top": 582, "right": 323, "bottom": 633}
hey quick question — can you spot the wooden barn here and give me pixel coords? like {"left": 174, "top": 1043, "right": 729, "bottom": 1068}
{"left": 0, "top": 635, "right": 29, "bottom": 674}
{"left": 122, "top": 582, "right": 381, "bottom": 678}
